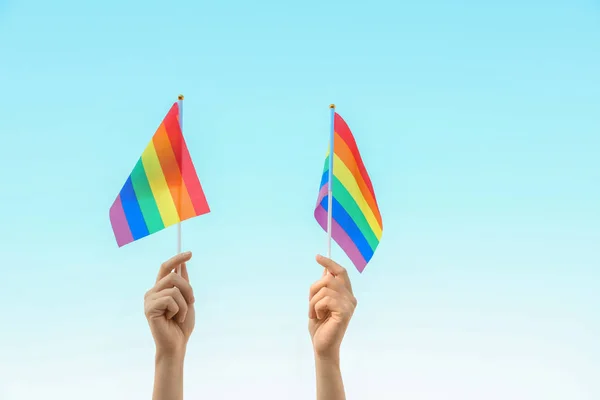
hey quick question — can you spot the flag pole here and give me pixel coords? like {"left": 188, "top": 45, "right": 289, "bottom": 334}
{"left": 327, "top": 104, "right": 335, "bottom": 260}
{"left": 176, "top": 94, "right": 184, "bottom": 275}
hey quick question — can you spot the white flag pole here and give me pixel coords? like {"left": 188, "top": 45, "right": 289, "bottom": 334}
{"left": 327, "top": 104, "right": 335, "bottom": 260}
{"left": 176, "top": 94, "right": 184, "bottom": 275}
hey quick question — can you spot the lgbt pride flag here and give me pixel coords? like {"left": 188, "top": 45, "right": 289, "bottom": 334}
{"left": 314, "top": 107, "right": 382, "bottom": 272}
{"left": 109, "top": 101, "right": 210, "bottom": 247}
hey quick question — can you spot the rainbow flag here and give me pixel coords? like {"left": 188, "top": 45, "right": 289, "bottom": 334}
{"left": 109, "top": 102, "right": 210, "bottom": 247}
{"left": 314, "top": 111, "right": 382, "bottom": 272}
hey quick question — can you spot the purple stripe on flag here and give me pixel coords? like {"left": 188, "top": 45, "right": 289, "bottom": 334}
{"left": 315, "top": 185, "right": 328, "bottom": 207}
{"left": 314, "top": 205, "right": 367, "bottom": 273}
{"left": 109, "top": 195, "right": 134, "bottom": 247}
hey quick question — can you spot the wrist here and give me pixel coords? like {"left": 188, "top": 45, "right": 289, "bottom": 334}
{"left": 314, "top": 353, "right": 345, "bottom": 400}
{"left": 153, "top": 348, "right": 185, "bottom": 400}
{"left": 314, "top": 351, "right": 340, "bottom": 367}
{"left": 155, "top": 347, "right": 186, "bottom": 365}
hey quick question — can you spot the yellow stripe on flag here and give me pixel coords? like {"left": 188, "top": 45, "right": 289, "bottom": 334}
{"left": 333, "top": 154, "right": 383, "bottom": 239}
{"left": 141, "top": 143, "right": 180, "bottom": 228}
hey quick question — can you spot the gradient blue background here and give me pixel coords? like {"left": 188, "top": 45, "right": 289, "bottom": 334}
{"left": 1, "top": 0, "right": 599, "bottom": 399}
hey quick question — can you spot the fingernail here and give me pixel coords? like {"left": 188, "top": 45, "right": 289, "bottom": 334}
{"left": 183, "top": 251, "right": 191, "bottom": 256}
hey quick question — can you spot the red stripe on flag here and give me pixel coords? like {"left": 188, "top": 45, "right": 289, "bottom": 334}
{"left": 333, "top": 112, "right": 381, "bottom": 227}
{"left": 163, "top": 103, "right": 210, "bottom": 217}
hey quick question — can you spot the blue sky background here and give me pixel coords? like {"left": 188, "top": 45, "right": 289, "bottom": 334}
{"left": 1, "top": 0, "right": 599, "bottom": 399}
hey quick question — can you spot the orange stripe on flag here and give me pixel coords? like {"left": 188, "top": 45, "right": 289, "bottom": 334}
{"left": 334, "top": 131, "right": 383, "bottom": 228}
{"left": 152, "top": 123, "right": 197, "bottom": 220}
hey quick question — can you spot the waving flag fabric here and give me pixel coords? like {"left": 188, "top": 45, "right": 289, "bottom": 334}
{"left": 109, "top": 102, "right": 209, "bottom": 247}
{"left": 314, "top": 112, "right": 382, "bottom": 272}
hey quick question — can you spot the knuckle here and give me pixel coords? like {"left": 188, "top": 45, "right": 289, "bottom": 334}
{"left": 164, "top": 273, "right": 178, "bottom": 286}
{"left": 182, "top": 280, "right": 193, "bottom": 293}
{"left": 333, "top": 279, "right": 346, "bottom": 290}
{"left": 311, "top": 292, "right": 320, "bottom": 301}
{"left": 168, "top": 287, "right": 181, "bottom": 298}
{"left": 187, "top": 286, "right": 194, "bottom": 299}
{"left": 144, "top": 302, "right": 154, "bottom": 316}
{"left": 309, "top": 281, "right": 322, "bottom": 295}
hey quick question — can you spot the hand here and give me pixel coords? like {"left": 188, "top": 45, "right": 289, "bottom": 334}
{"left": 144, "top": 252, "right": 195, "bottom": 357}
{"left": 308, "top": 255, "right": 357, "bottom": 361}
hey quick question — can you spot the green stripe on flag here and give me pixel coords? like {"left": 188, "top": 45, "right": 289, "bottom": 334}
{"left": 130, "top": 159, "right": 165, "bottom": 234}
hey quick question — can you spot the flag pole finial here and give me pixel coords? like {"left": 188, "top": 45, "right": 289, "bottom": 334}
{"left": 329, "top": 104, "right": 335, "bottom": 109}
{"left": 178, "top": 94, "right": 184, "bottom": 100}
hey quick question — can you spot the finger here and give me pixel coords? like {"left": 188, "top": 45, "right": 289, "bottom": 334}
{"left": 156, "top": 252, "right": 193, "bottom": 283}
{"left": 309, "top": 274, "right": 346, "bottom": 300}
{"left": 309, "top": 287, "right": 338, "bottom": 319}
{"left": 314, "top": 296, "right": 342, "bottom": 320}
{"left": 180, "top": 262, "right": 190, "bottom": 282}
{"left": 149, "top": 287, "right": 189, "bottom": 322}
{"left": 152, "top": 272, "right": 195, "bottom": 304}
{"left": 316, "top": 255, "right": 352, "bottom": 293}
{"left": 145, "top": 296, "right": 179, "bottom": 320}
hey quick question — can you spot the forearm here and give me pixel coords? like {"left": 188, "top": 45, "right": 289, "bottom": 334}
{"left": 315, "top": 355, "right": 345, "bottom": 400}
{"left": 153, "top": 351, "right": 185, "bottom": 400}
